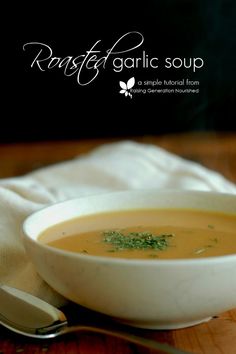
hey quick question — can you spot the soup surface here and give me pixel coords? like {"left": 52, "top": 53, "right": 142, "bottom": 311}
{"left": 39, "top": 209, "right": 236, "bottom": 259}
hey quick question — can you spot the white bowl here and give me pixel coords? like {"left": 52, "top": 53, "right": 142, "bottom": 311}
{"left": 22, "top": 189, "right": 236, "bottom": 329}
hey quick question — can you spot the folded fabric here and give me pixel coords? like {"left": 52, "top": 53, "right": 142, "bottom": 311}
{"left": 0, "top": 141, "right": 235, "bottom": 307}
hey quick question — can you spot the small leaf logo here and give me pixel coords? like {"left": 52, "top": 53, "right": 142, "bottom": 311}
{"left": 119, "top": 77, "right": 135, "bottom": 98}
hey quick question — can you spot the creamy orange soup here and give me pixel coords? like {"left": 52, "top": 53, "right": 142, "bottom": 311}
{"left": 38, "top": 209, "right": 236, "bottom": 259}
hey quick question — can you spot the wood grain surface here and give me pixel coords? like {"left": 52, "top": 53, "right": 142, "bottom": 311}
{"left": 0, "top": 132, "right": 235, "bottom": 354}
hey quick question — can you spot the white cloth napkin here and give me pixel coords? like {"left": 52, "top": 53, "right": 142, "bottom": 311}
{"left": 0, "top": 141, "right": 235, "bottom": 306}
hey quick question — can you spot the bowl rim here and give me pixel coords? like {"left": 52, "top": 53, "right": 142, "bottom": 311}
{"left": 22, "top": 188, "right": 236, "bottom": 266}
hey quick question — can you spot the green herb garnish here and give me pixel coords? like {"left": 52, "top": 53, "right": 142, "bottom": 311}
{"left": 194, "top": 247, "right": 208, "bottom": 254}
{"left": 208, "top": 224, "right": 215, "bottom": 229}
{"left": 194, "top": 237, "right": 218, "bottom": 255}
{"left": 103, "top": 230, "right": 174, "bottom": 251}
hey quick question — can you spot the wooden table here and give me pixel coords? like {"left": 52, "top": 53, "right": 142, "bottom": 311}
{"left": 0, "top": 132, "right": 236, "bottom": 354}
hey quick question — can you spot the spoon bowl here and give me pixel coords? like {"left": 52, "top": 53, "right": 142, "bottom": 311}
{"left": 0, "top": 285, "right": 188, "bottom": 354}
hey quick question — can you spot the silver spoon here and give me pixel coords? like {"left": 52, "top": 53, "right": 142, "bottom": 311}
{"left": 0, "top": 285, "right": 189, "bottom": 354}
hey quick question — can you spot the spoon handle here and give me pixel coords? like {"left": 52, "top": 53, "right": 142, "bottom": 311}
{"left": 57, "top": 325, "right": 190, "bottom": 354}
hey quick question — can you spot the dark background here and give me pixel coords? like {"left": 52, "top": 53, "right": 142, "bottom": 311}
{"left": 4, "top": 0, "right": 236, "bottom": 142}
